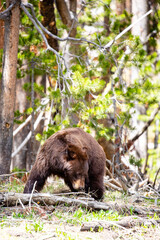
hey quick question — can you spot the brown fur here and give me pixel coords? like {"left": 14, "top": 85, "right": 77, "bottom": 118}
{"left": 24, "top": 128, "right": 106, "bottom": 200}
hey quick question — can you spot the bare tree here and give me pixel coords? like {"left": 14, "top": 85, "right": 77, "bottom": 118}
{"left": 0, "top": 0, "right": 21, "bottom": 175}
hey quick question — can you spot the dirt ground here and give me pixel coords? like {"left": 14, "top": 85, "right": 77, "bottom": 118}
{"left": 0, "top": 220, "right": 160, "bottom": 240}
{"left": 1, "top": 190, "right": 160, "bottom": 240}
{"left": 0, "top": 215, "right": 160, "bottom": 240}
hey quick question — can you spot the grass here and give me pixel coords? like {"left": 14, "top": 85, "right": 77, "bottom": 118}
{"left": 25, "top": 221, "right": 44, "bottom": 232}
{"left": 56, "top": 228, "right": 78, "bottom": 240}
{"left": 54, "top": 207, "right": 121, "bottom": 225}
{"left": 0, "top": 178, "right": 24, "bottom": 193}
{"left": 1, "top": 177, "right": 160, "bottom": 239}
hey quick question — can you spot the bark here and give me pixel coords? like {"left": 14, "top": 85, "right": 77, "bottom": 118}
{"left": 131, "top": 0, "right": 149, "bottom": 165}
{"left": 55, "top": 0, "right": 72, "bottom": 26}
{"left": 0, "top": 0, "right": 21, "bottom": 175}
{"left": 126, "top": 0, "right": 131, "bottom": 13}
{"left": 12, "top": 68, "right": 45, "bottom": 171}
{"left": 40, "top": 0, "right": 59, "bottom": 51}
{"left": 132, "top": 0, "right": 149, "bottom": 48}
{"left": 116, "top": 0, "right": 131, "bottom": 15}
{"left": 116, "top": 0, "right": 125, "bottom": 15}
{"left": 1, "top": 192, "right": 160, "bottom": 218}
{"left": 0, "top": 1, "right": 4, "bottom": 49}
{"left": 68, "top": 0, "right": 77, "bottom": 37}
{"left": 26, "top": 75, "right": 46, "bottom": 170}
{"left": 55, "top": 0, "right": 77, "bottom": 37}
{"left": 154, "top": 119, "right": 159, "bottom": 149}
{"left": 69, "top": 0, "right": 77, "bottom": 16}
{"left": 81, "top": 216, "right": 158, "bottom": 231}
{"left": 104, "top": 5, "right": 110, "bottom": 35}
{"left": 11, "top": 60, "right": 30, "bottom": 170}
{"left": 56, "top": 0, "right": 77, "bottom": 121}
{"left": 0, "top": 192, "right": 110, "bottom": 211}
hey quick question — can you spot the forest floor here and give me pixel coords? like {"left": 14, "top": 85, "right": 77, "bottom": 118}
{"left": 0, "top": 178, "right": 160, "bottom": 240}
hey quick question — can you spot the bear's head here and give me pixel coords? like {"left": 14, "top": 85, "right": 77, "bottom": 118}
{"left": 62, "top": 142, "right": 89, "bottom": 191}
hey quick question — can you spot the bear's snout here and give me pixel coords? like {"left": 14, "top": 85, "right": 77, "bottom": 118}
{"left": 72, "top": 178, "right": 85, "bottom": 190}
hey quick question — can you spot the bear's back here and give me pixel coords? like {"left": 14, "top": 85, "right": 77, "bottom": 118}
{"left": 40, "top": 128, "right": 106, "bottom": 172}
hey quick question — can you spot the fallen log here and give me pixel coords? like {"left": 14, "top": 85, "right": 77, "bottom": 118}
{"left": 1, "top": 192, "right": 160, "bottom": 217}
{"left": 0, "top": 192, "right": 110, "bottom": 211}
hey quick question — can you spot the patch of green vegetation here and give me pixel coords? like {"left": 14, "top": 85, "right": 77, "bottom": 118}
{"left": 0, "top": 216, "right": 8, "bottom": 228}
{"left": 0, "top": 178, "right": 24, "bottom": 193}
{"left": 147, "top": 148, "right": 160, "bottom": 182}
{"left": 54, "top": 208, "right": 121, "bottom": 226}
{"left": 129, "top": 206, "right": 134, "bottom": 215}
{"left": 12, "top": 212, "right": 26, "bottom": 219}
{"left": 0, "top": 168, "right": 26, "bottom": 193}
{"left": 11, "top": 167, "right": 26, "bottom": 178}
{"left": 25, "top": 220, "right": 44, "bottom": 233}
{"left": 56, "top": 228, "right": 77, "bottom": 240}
{"left": 104, "top": 190, "right": 128, "bottom": 203}
{"left": 148, "top": 213, "right": 160, "bottom": 220}
{"left": 12, "top": 210, "right": 37, "bottom": 220}
{"left": 144, "top": 197, "right": 160, "bottom": 206}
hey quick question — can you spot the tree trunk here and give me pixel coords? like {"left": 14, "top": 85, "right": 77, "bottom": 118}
{"left": 131, "top": 0, "right": 149, "bottom": 167}
{"left": 116, "top": 0, "right": 131, "bottom": 15}
{"left": 0, "top": 0, "right": 20, "bottom": 175}
{"left": 0, "top": 1, "right": 4, "bottom": 49}
{"left": 57, "top": 0, "right": 77, "bottom": 123}
{"left": 11, "top": 60, "right": 30, "bottom": 171}
{"left": 132, "top": 0, "right": 148, "bottom": 49}
{"left": 40, "top": 0, "right": 59, "bottom": 51}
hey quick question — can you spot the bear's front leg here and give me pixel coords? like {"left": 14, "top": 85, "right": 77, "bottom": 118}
{"left": 85, "top": 177, "right": 89, "bottom": 193}
{"left": 89, "top": 177, "right": 104, "bottom": 200}
{"left": 24, "top": 165, "right": 49, "bottom": 193}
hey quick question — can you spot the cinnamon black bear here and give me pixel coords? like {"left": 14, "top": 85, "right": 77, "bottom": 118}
{"left": 24, "top": 128, "right": 106, "bottom": 200}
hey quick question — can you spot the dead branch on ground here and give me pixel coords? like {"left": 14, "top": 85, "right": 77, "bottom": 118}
{"left": 1, "top": 192, "right": 160, "bottom": 217}
{"left": 0, "top": 192, "right": 110, "bottom": 211}
{"left": 81, "top": 216, "right": 159, "bottom": 231}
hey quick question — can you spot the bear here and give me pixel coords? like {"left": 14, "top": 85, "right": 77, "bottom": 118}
{"left": 24, "top": 128, "right": 106, "bottom": 200}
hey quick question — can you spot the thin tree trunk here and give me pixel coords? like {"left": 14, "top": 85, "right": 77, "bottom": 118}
{"left": 0, "top": 0, "right": 20, "bottom": 175}
{"left": 11, "top": 60, "right": 30, "bottom": 171}
{"left": 131, "top": 0, "right": 149, "bottom": 167}
{"left": 0, "top": 1, "right": 4, "bottom": 49}
{"left": 40, "top": 0, "right": 59, "bottom": 51}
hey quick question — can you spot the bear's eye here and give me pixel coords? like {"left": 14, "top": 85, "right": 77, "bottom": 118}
{"left": 67, "top": 150, "right": 77, "bottom": 160}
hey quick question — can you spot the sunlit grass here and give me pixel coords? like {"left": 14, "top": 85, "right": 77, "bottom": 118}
{"left": 54, "top": 208, "right": 121, "bottom": 225}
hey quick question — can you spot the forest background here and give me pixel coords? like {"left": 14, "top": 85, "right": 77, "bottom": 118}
{"left": 0, "top": 0, "right": 160, "bottom": 188}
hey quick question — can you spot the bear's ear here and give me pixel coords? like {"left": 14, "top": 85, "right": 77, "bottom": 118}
{"left": 67, "top": 144, "right": 88, "bottom": 161}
